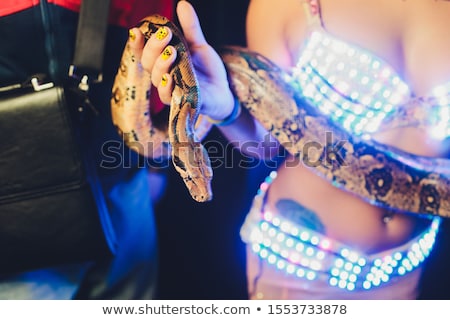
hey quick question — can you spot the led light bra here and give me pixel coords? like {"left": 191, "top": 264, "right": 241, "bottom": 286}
{"left": 290, "top": 30, "right": 450, "bottom": 139}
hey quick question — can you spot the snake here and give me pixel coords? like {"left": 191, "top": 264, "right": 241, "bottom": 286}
{"left": 111, "top": 15, "right": 213, "bottom": 202}
{"left": 111, "top": 15, "right": 450, "bottom": 217}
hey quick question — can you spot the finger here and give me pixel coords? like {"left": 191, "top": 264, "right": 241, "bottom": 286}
{"left": 150, "top": 45, "right": 177, "bottom": 88}
{"left": 176, "top": 0, "right": 208, "bottom": 47}
{"left": 127, "top": 28, "right": 145, "bottom": 61}
{"left": 157, "top": 73, "right": 174, "bottom": 105}
{"left": 141, "top": 25, "right": 173, "bottom": 73}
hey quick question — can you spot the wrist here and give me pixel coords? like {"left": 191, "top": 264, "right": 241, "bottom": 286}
{"left": 207, "top": 95, "right": 241, "bottom": 126}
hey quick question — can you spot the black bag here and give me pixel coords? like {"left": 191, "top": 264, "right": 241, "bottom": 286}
{"left": 0, "top": 0, "right": 114, "bottom": 275}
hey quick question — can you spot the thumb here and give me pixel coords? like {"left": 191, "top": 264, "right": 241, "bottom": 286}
{"left": 176, "top": 1, "right": 208, "bottom": 47}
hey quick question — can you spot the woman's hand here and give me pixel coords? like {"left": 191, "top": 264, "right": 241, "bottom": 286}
{"left": 129, "top": 0, "right": 235, "bottom": 122}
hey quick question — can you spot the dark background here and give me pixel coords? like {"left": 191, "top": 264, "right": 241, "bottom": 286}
{"left": 154, "top": 0, "right": 450, "bottom": 300}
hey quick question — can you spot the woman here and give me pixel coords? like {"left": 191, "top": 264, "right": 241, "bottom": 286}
{"left": 134, "top": 0, "right": 449, "bottom": 299}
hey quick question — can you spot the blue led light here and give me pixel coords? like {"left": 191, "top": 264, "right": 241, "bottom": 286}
{"left": 243, "top": 172, "right": 441, "bottom": 291}
{"left": 290, "top": 30, "right": 450, "bottom": 139}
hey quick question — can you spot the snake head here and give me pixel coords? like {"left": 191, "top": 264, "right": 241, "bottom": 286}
{"left": 187, "top": 178, "right": 213, "bottom": 202}
{"left": 172, "top": 146, "right": 213, "bottom": 202}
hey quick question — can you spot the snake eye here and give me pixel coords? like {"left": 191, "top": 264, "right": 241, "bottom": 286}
{"left": 120, "top": 62, "right": 127, "bottom": 73}
{"left": 112, "top": 88, "right": 121, "bottom": 103}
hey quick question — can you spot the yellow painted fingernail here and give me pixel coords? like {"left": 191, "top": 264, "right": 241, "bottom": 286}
{"left": 156, "top": 27, "right": 168, "bottom": 40}
{"left": 161, "top": 74, "right": 168, "bottom": 87}
{"left": 129, "top": 29, "right": 136, "bottom": 41}
{"left": 162, "top": 47, "right": 172, "bottom": 60}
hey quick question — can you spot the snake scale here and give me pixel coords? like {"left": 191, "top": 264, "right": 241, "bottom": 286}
{"left": 112, "top": 15, "right": 450, "bottom": 217}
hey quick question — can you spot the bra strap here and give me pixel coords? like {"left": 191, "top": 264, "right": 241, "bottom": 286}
{"left": 301, "top": 0, "right": 323, "bottom": 27}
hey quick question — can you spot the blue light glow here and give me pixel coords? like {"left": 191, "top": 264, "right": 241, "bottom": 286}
{"left": 290, "top": 30, "right": 450, "bottom": 139}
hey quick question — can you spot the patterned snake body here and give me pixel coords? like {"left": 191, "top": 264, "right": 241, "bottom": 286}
{"left": 112, "top": 15, "right": 450, "bottom": 217}
{"left": 111, "top": 15, "right": 213, "bottom": 202}
{"left": 220, "top": 46, "right": 450, "bottom": 217}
